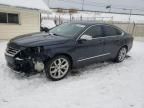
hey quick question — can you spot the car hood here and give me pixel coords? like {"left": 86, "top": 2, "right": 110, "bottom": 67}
{"left": 10, "top": 32, "right": 70, "bottom": 47}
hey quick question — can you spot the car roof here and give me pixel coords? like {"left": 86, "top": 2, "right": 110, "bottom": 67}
{"left": 68, "top": 21, "right": 124, "bottom": 32}
{"left": 69, "top": 21, "right": 112, "bottom": 26}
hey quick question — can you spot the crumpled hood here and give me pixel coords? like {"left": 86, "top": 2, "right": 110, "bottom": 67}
{"left": 10, "top": 32, "right": 70, "bottom": 47}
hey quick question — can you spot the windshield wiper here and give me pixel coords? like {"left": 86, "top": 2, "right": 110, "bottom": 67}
{"left": 49, "top": 32, "right": 59, "bottom": 36}
{"left": 49, "top": 32, "right": 65, "bottom": 37}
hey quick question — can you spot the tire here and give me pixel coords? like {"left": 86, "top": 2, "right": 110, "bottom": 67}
{"left": 45, "top": 55, "right": 71, "bottom": 81}
{"left": 115, "top": 47, "right": 127, "bottom": 63}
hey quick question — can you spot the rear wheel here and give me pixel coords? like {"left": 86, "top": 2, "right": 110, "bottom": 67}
{"left": 45, "top": 56, "right": 71, "bottom": 81}
{"left": 115, "top": 47, "right": 127, "bottom": 62}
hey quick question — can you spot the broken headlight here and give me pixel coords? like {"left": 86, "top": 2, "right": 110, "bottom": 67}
{"left": 31, "top": 46, "right": 44, "bottom": 54}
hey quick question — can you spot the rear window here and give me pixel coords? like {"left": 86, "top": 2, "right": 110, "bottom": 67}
{"left": 103, "top": 25, "right": 122, "bottom": 36}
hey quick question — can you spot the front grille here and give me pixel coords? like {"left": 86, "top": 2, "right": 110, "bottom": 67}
{"left": 6, "top": 47, "right": 20, "bottom": 57}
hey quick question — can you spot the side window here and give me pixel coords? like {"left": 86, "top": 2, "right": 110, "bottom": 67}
{"left": 103, "top": 25, "right": 122, "bottom": 36}
{"left": 83, "top": 25, "right": 103, "bottom": 38}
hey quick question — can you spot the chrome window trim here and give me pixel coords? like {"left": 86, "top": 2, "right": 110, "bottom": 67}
{"left": 85, "top": 34, "right": 124, "bottom": 40}
{"left": 78, "top": 53, "right": 110, "bottom": 62}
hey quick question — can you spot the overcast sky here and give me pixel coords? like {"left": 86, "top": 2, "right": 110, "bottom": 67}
{"left": 44, "top": 0, "right": 144, "bottom": 15}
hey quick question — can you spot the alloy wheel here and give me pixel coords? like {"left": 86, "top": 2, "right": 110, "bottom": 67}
{"left": 49, "top": 58, "right": 69, "bottom": 79}
{"left": 118, "top": 47, "right": 127, "bottom": 62}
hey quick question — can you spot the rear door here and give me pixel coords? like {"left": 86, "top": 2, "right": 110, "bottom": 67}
{"left": 102, "top": 25, "right": 124, "bottom": 57}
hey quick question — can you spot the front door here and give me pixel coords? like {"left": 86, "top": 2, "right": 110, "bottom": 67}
{"left": 74, "top": 25, "right": 105, "bottom": 65}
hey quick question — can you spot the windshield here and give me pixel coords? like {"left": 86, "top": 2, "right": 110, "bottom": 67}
{"left": 49, "top": 23, "right": 86, "bottom": 38}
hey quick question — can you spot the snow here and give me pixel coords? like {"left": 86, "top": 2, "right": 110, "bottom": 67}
{"left": 0, "top": 40, "right": 144, "bottom": 108}
{"left": 41, "top": 19, "right": 56, "bottom": 28}
{"left": 0, "top": 0, "right": 50, "bottom": 11}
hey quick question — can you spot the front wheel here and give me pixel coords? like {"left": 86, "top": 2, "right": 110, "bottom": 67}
{"left": 115, "top": 47, "right": 127, "bottom": 62}
{"left": 45, "top": 56, "right": 71, "bottom": 81}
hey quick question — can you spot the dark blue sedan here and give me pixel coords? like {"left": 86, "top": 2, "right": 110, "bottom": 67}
{"left": 5, "top": 22, "right": 133, "bottom": 81}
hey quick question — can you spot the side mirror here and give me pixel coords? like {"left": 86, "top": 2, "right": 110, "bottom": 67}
{"left": 80, "top": 35, "right": 93, "bottom": 41}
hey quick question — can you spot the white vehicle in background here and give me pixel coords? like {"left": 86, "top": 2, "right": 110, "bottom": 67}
{"left": 41, "top": 19, "right": 56, "bottom": 32}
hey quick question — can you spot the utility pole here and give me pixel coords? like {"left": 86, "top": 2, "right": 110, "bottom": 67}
{"left": 123, "top": 8, "right": 133, "bottom": 33}
{"left": 46, "top": 0, "right": 50, "bottom": 20}
{"left": 82, "top": 0, "right": 85, "bottom": 10}
{"left": 129, "top": 9, "right": 132, "bottom": 23}
{"left": 123, "top": 8, "right": 133, "bottom": 22}
{"left": 128, "top": 9, "right": 133, "bottom": 33}
{"left": 81, "top": 0, "right": 85, "bottom": 21}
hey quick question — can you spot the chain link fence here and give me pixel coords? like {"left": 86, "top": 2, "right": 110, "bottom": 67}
{"left": 42, "top": 15, "right": 144, "bottom": 37}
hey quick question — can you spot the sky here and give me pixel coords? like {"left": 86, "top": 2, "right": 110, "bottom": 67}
{"left": 44, "top": 0, "right": 144, "bottom": 15}
{"left": 43, "top": 0, "right": 144, "bottom": 23}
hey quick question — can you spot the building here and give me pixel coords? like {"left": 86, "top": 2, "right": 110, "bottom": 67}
{"left": 0, "top": 0, "right": 50, "bottom": 39}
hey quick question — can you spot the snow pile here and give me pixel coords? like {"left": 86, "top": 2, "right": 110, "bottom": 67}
{"left": 0, "top": 41, "right": 144, "bottom": 108}
{"left": 41, "top": 19, "right": 56, "bottom": 28}
{"left": 0, "top": 0, "right": 50, "bottom": 11}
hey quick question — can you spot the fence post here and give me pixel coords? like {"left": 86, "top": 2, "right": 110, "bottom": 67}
{"left": 80, "top": 15, "right": 83, "bottom": 21}
{"left": 132, "top": 22, "right": 136, "bottom": 36}
{"left": 59, "top": 15, "right": 61, "bottom": 25}
{"left": 70, "top": 13, "right": 72, "bottom": 22}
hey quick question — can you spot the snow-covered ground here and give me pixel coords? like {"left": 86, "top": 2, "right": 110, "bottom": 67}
{"left": 0, "top": 40, "right": 144, "bottom": 108}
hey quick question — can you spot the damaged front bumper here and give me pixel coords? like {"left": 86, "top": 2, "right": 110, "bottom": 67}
{"left": 5, "top": 52, "right": 45, "bottom": 74}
